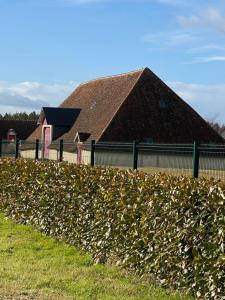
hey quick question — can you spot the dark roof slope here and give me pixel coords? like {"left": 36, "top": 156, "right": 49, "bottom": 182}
{"left": 101, "top": 68, "right": 224, "bottom": 143}
{"left": 27, "top": 69, "right": 143, "bottom": 141}
{"left": 0, "top": 120, "right": 37, "bottom": 140}
{"left": 38, "top": 107, "right": 81, "bottom": 127}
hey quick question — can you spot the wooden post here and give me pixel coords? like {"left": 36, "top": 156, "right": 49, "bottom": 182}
{"left": 59, "top": 139, "right": 63, "bottom": 162}
{"left": 133, "top": 141, "right": 138, "bottom": 170}
{"left": 90, "top": 140, "right": 95, "bottom": 167}
{"left": 192, "top": 141, "right": 199, "bottom": 178}
{"left": 15, "top": 139, "right": 20, "bottom": 159}
{"left": 0, "top": 140, "right": 2, "bottom": 157}
{"left": 35, "top": 139, "right": 39, "bottom": 160}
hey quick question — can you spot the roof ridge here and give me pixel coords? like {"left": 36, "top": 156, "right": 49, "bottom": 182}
{"left": 78, "top": 68, "right": 146, "bottom": 87}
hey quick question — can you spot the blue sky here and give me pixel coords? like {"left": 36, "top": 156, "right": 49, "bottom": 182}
{"left": 0, "top": 0, "right": 225, "bottom": 122}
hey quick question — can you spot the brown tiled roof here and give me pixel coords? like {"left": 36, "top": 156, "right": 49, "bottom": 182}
{"left": 27, "top": 68, "right": 144, "bottom": 141}
{"left": 0, "top": 120, "right": 37, "bottom": 140}
{"left": 27, "top": 67, "right": 224, "bottom": 145}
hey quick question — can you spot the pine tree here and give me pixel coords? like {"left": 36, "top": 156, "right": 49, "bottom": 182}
{"left": 0, "top": 111, "right": 39, "bottom": 120}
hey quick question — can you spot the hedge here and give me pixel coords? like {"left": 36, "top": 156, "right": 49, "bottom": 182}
{"left": 0, "top": 158, "right": 224, "bottom": 299}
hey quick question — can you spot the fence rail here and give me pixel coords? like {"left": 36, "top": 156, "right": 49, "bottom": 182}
{"left": 0, "top": 139, "right": 225, "bottom": 180}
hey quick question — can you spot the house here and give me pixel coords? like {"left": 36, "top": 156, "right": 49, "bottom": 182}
{"left": 0, "top": 119, "right": 38, "bottom": 157}
{"left": 22, "top": 67, "right": 224, "bottom": 163}
{"left": 0, "top": 119, "right": 37, "bottom": 141}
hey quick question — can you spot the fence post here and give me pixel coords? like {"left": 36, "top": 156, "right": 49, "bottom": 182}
{"left": 35, "top": 139, "right": 39, "bottom": 160}
{"left": 133, "top": 141, "right": 138, "bottom": 170}
{"left": 0, "top": 140, "right": 2, "bottom": 157}
{"left": 15, "top": 139, "right": 20, "bottom": 159}
{"left": 59, "top": 139, "right": 64, "bottom": 162}
{"left": 90, "top": 140, "right": 95, "bottom": 167}
{"left": 192, "top": 141, "right": 199, "bottom": 178}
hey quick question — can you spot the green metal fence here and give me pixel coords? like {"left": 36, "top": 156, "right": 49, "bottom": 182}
{"left": 1, "top": 139, "right": 225, "bottom": 180}
{"left": 0, "top": 140, "right": 17, "bottom": 158}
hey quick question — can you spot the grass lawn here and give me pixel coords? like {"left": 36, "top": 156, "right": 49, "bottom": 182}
{"left": 0, "top": 213, "right": 192, "bottom": 300}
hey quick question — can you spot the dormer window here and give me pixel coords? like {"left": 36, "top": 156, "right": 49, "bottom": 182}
{"left": 74, "top": 132, "right": 91, "bottom": 143}
{"left": 159, "top": 99, "right": 167, "bottom": 108}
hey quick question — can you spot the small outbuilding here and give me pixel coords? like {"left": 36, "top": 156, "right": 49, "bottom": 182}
{"left": 0, "top": 120, "right": 37, "bottom": 141}
{"left": 0, "top": 119, "right": 38, "bottom": 157}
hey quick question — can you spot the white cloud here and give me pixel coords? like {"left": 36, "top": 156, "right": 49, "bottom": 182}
{"left": 197, "top": 56, "right": 225, "bottom": 63}
{"left": 178, "top": 8, "right": 225, "bottom": 33}
{"left": 168, "top": 81, "right": 225, "bottom": 123}
{"left": 141, "top": 30, "right": 225, "bottom": 63}
{"left": 0, "top": 93, "right": 48, "bottom": 109}
{"left": 141, "top": 31, "right": 196, "bottom": 47}
{"left": 187, "top": 44, "right": 225, "bottom": 54}
{"left": 0, "top": 81, "right": 78, "bottom": 114}
{"left": 186, "top": 56, "right": 225, "bottom": 64}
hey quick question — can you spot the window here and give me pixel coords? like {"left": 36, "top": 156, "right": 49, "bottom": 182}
{"left": 145, "top": 137, "right": 154, "bottom": 143}
{"left": 159, "top": 99, "right": 167, "bottom": 108}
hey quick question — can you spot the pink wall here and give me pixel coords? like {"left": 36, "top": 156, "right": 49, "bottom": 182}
{"left": 43, "top": 119, "right": 51, "bottom": 159}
